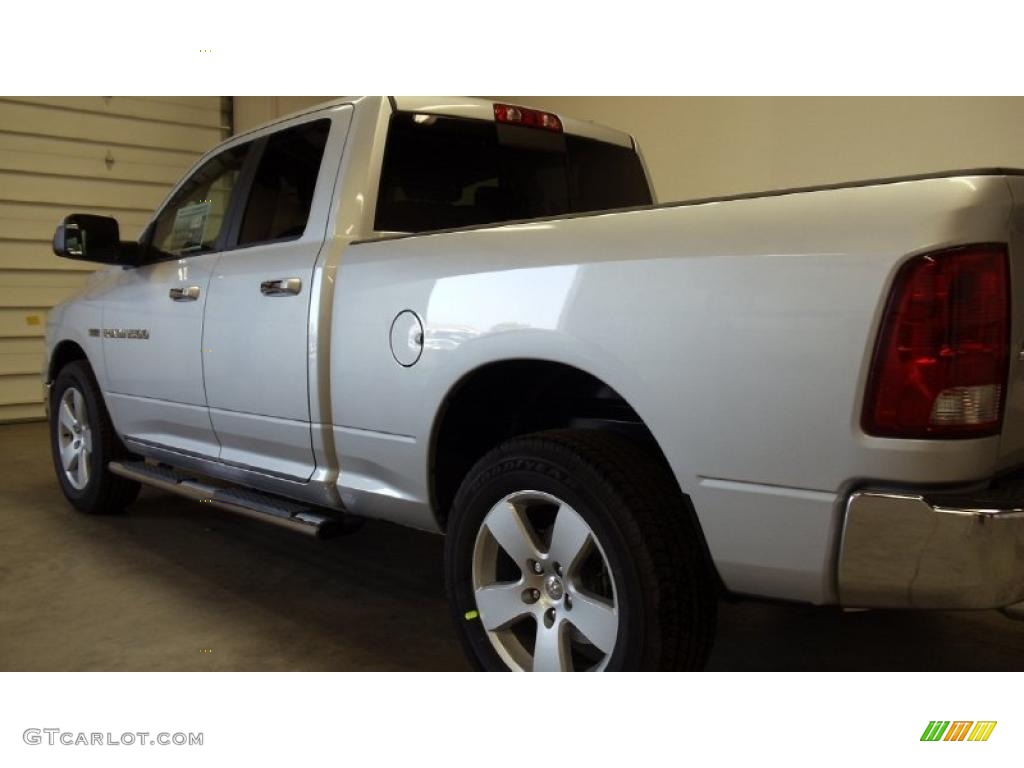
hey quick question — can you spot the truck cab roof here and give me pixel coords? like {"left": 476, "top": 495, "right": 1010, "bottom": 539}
{"left": 236, "top": 96, "right": 636, "bottom": 150}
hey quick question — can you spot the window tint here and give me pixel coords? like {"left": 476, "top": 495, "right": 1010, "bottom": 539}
{"left": 238, "top": 119, "right": 330, "bottom": 245}
{"left": 375, "top": 113, "right": 652, "bottom": 233}
{"left": 151, "top": 143, "right": 249, "bottom": 256}
{"left": 565, "top": 134, "right": 653, "bottom": 212}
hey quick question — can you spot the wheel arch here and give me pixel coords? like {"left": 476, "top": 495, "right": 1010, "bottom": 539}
{"left": 428, "top": 358, "right": 699, "bottom": 538}
{"left": 48, "top": 339, "right": 91, "bottom": 384}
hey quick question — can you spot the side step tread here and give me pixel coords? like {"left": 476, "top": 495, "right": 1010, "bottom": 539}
{"left": 120, "top": 461, "right": 195, "bottom": 485}
{"left": 212, "top": 487, "right": 307, "bottom": 519}
{"left": 109, "top": 460, "right": 344, "bottom": 538}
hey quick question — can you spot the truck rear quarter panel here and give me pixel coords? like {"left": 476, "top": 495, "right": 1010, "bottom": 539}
{"left": 327, "top": 174, "right": 1014, "bottom": 604}
{"left": 995, "top": 176, "right": 1024, "bottom": 472}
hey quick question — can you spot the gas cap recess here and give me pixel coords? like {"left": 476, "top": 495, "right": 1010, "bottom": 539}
{"left": 390, "top": 310, "right": 424, "bottom": 367}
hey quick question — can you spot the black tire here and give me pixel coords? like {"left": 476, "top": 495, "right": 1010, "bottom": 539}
{"left": 444, "top": 429, "right": 717, "bottom": 671}
{"left": 49, "top": 360, "right": 140, "bottom": 514}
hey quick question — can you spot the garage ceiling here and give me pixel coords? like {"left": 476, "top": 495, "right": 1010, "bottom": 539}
{"left": 0, "top": 96, "right": 230, "bottom": 422}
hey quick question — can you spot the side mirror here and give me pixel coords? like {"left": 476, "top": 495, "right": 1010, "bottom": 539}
{"left": 52, "top": 214, "right": 140, "bottom": 265}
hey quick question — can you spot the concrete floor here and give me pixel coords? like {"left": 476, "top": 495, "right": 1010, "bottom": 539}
{"left": 1, "top": 421, "right": 1022, "bottom": 671}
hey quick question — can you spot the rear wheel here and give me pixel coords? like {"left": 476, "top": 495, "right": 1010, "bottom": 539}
{"left": 49, "top": 360, "right": 140, "bottom": 514}
{"left": 445, "top": 429, "right": 717, "bottom": 671}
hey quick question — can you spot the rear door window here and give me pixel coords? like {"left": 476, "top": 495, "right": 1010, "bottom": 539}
{"left": 237, "top": 119, "right": 331, "bottom": 246}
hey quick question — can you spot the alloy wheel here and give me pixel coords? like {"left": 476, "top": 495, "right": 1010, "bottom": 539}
{"left": 56, "top": 386, "right": 92, "bottom": 490}
{"left": 471, "top": 490, "right": 619, "bottom": 671}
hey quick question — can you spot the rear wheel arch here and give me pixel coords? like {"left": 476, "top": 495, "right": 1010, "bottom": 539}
{"left": 427, "top": 359, "right": 709, "bottom": 548}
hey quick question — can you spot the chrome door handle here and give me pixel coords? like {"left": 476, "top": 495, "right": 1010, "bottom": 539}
{"left": 169, "top": 286, "right": 200, "bottom": 301}
{"left": 260, "top": 278, "right": 302, "bottom": 296}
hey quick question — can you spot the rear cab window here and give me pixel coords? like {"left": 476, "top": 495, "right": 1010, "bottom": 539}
{"left": 374, "top": 112, "right": 652, "bottom": 234}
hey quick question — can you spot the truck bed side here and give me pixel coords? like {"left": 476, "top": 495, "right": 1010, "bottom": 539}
{"left": 325, "top": 172, "right": 1017, "bottom": 604}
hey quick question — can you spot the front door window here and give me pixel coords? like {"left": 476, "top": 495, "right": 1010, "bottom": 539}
{"left": 151, "top": 143, "right": 250, "bottom": 257}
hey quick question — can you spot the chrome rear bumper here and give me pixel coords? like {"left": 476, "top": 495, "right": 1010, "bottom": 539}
{"left": 838, "top": 481, "right": 1024, "bottom": 612}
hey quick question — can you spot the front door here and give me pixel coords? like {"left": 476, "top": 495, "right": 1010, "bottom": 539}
{"left": 100, "top": 141, "right": 252, "bottom": 457}
{"left": 201, "top": 110, "right": 349, "bottom": 480}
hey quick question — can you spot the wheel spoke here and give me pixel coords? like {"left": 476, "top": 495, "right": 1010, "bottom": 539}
{"left": 475, "top": 583, "right": 531, "bottom": 631}
{"left": 533, "top": 620, "right": 571, "bottom": 672}
{"left": 548, "top": 502, "right": 592, "bottom": 573}
{"left": 71, "top": 388, "right": 86, "bottom": 423}
{"left": 484, "top": 501, "right": 542, "bottom": 568}
{"left": 59, "top": 440, "right": 77, "bottom": 471}
{"left": 566, "top": 592, "right": 618, "bottom": 654}
{"left": 76, "top": 450, "right": 89, "bottom": 487}
{"left": 59, "top": 400, "right": 76, "bottom": 433}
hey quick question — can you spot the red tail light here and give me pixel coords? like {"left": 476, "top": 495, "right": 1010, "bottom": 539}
{"left": 493, "top": 103, "right": 562, "bottom": 132}
{"left": 862, "top": 244, "right": 1010, "bottom": 438}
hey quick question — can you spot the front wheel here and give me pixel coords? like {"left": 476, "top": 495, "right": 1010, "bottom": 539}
{"left": 444, "top": 429, "right": 717, "bottom": 671}
{"left": 49, "top": 360, "right": 140, "bottom": 514}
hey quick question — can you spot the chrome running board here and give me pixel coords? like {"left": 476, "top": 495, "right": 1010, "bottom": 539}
{"left": 109, "top": 460, "right": 345, "bottom": 538}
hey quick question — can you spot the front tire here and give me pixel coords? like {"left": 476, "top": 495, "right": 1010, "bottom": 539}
{"left": 444, "top": 429, "right": 717, "bottom": 671}
{"left": 49, "top": 360, "right": 140, "bottom": 514}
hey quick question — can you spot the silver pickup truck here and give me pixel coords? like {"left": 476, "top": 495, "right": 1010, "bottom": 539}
{"left": 43, "top": 96, "right": 1024, "bottom": 671}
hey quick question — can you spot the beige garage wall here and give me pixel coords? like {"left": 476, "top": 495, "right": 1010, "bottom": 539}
{"left": 509, "top": 97, "right": 1024, "bottom": 201}
{"left": 236, "top": 96, "right": 1024, "bottom": 203}
{"left": 0, "top": 97, "right": 231, "bottom": 422}
{"left": 233, "top": 97, "right": 334, "bottom": 134}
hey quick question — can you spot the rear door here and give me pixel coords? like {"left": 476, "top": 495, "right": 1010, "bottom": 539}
{"left": 201, "top": 108, "right": 351, "bottom": 480}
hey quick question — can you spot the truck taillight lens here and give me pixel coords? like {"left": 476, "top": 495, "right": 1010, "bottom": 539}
{"left": 862, "top": 244, "right": 1010, "bottom": 438}
{"left": 493, "top": 103, "right": 562, "bottom": 132}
